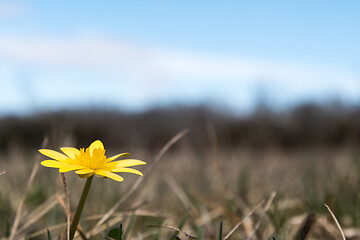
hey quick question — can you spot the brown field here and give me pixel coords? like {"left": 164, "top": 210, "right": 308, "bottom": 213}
{"left": 1, "top": 104, "right": 360, "bottom": 239}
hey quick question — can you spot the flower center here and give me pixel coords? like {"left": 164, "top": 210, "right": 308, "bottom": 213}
{"left": 74, "top": 147, "right": 107, "bottom": 169}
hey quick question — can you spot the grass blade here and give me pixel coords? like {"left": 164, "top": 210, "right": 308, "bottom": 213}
{"left": 123, "top": 214, "right": 135, "bottom": 240}
{"left": 9, "top": 160, "right": 39, "bottom": 240}
{"left": 169, "top": 210, "right": 190, "bottom": 240}
{"left": 224, "top": 200, "right": 265, "bottom": 240}
{"left": 324, "top": 204, "right": 346, "bottom": 240}
{"left": 295, "top": 212, "right": 316, "bottom": 240}
{"left": 47, "top": 229, "right": 52, "bottom": 240}
{"left": 118, "top": 222, "right": 123, "bottom": 240}
{"left": 218, "top": 221, "right": 223, "bottom": 240}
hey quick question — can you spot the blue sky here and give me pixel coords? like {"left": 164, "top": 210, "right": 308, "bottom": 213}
{"left": 0, "top": 0, "right": 359, "bottom": 115}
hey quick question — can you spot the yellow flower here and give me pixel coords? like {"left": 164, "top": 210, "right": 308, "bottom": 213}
{"left": 39, "top": 140, "right": 146, "bottom": 182}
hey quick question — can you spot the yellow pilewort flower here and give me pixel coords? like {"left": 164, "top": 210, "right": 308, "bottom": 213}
{"left": 39, "top": 140, "right": 146, "bottom": 182}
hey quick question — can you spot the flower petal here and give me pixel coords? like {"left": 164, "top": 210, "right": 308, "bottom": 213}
{"left": 41, "top": 160, "right": 69, "bottom": 168}
{"left": 115, "top": 159, "right": 146, "bottom": 168}
{"left": 39, "top": 149, "right": 68, "bottom": 161}
{"left": 94, "top": 169, "right": 124, "bottom": 182}
{"left": 111, "top": 167, "right": 143, "bottom": 176}
{"left": 107, "top": 153, "right": 130, "bottom": 162}
{"left": 61, "top": 147, "right": 80, "bottom": 159}
{"left": 59, "top": 165, "right": 84, "bottom": 173}
{"left": 89, "top": 140, "right": 104, "bottom": 155}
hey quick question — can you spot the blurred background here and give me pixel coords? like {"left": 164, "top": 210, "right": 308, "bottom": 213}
{"left": 1, "top": 1, "right": 360, "bottom": 239}
{"left": 0, "top": 0, "right": 359, "bottom": 151}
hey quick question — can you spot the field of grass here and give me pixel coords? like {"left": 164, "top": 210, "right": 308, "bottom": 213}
{"left": 1, "top": 126, "right": 360, "bottom": 240}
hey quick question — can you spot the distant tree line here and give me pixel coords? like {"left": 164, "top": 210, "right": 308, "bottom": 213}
{"left": 0, "top": 102, "right": 359, "bottom": 153}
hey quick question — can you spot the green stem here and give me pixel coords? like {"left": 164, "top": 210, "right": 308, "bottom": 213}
{"left": 69, "top": 175, "right": 94, "bottom": 240}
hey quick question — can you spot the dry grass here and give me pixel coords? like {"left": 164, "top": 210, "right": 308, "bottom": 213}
{"left": 1, "top": 131, "right": 360, "bottom": 239}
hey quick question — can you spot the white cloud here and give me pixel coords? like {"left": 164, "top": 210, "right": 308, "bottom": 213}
{"left": 0, "top": 34, "right": 353, "bottom": 85}
{"left": 0, "top": 33, "right": 358, "bottom": 112}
